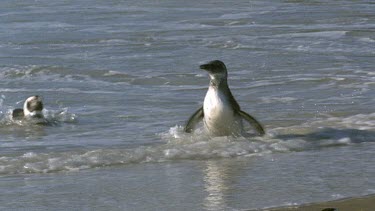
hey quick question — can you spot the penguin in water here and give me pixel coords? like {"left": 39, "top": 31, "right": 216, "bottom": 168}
{"left": 184, "top": 60, "right": 265, "bottom": 137}
{"left": 12, "top": 95, "right": 45, "bottom": 123}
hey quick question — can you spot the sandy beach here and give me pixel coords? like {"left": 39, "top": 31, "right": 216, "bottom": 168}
{"left": 261, "top": 194, "right": 375, "bottom": 211}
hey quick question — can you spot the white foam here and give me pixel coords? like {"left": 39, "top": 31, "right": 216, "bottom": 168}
{"left": 1, "top": 112, "right": 374, "bottom": 175}
{"left": 260, "top": 97, "right": 298, "bottom": 104}
{"left": 359, "top": 37, "right": 375, "bottom": 43}
{"left": 98, "top": 39, "right": 129, "bottom": 44}
{"left": 278, "top": 31, "right": 348, "bottom": 39}
{"left": 308, "top": 113, "right": 375, "bottom": 130}
{"left": 0, "top": 107, "right": 77, "bottom": 127}
{"left": 103, "top": 70, "right": 125, "bottom": 76}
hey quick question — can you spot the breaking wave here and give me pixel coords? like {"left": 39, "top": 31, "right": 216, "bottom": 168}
{"left": 0, "top": 112, "right": 374, "bottom": 175}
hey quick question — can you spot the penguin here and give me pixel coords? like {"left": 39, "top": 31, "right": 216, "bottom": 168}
{"left": 184, "top": 60, "right": 265, "bottom": 137}
{"left": 12, "top": 95, "right": 45, "bottom": 122}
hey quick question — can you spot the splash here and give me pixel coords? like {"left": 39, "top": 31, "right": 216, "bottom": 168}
{"left": 0, "top": 107, "right": 77, "bottom": 127}
{"left": 1, "top": 113, "right": 374, "bottom": 175}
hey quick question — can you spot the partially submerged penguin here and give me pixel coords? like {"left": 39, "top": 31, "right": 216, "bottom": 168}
{"left": 12, "top": 95, "right": 45, "bottom": 122}
{"left": 184, "top": 60, "right": 265, "bottom": 137}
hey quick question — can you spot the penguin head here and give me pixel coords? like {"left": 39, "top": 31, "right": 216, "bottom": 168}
{"left": 23, "top": 95, "right": 44, "bottom": 118}
{"left": 200, "top": 60, "right": 228, "bottom": 81}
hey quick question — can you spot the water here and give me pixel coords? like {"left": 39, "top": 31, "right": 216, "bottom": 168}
{"left": 0, "top": 0, "right": 374, "bottom": 210}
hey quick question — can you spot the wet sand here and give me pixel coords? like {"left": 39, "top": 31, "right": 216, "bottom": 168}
{"left": 260, "top": 194, "right": 375, "bottom": 211}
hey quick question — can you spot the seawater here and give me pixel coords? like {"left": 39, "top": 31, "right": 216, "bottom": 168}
{"left": 0, "top": 0, "right": 374, "bottom": 210}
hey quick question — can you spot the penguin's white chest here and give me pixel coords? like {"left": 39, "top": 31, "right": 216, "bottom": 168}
{"left": 203, "top": 88, "right": 241, "bottom": 136}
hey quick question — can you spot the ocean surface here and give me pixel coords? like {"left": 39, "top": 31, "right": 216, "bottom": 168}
{"left": 1, "top": 0, "right": 374, "bottom": 210}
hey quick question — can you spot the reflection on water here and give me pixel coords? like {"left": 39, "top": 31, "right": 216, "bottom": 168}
{"left": 203, "top": 160, "right": 231, "bottom": 211}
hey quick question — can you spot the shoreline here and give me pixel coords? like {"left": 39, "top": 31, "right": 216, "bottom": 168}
{"left": 258, "top": 194, "right": 375, "bottom": 211}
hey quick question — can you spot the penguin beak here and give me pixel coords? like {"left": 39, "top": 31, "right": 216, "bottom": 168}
{"left": 200, "top": 63, "right": 211, "bottom": 71}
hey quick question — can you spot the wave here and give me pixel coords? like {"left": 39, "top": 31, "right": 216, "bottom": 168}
{"left": 0, "top": 112, "right": 374, "bottom": 175}
{"left": 0, "top": 65, "right": 175, "bottom": 86}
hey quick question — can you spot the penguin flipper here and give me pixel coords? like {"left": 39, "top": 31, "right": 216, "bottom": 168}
{"left": 184, "top": 106, "right": 204, "bottom": 133}
{"left": 238, "top": 110, "right": 265, "bottom": 136}
{"left": 12, "top": 108, "right": 24, "bottom": 119}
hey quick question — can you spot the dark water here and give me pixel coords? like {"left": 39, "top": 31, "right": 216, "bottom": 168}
{"left": 0, "top": 0, "right": 374, "bottom": 210}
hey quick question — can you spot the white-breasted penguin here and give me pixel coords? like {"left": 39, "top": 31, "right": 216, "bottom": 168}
{"left": 184, "top": 60, "right": 265, "bottom": 136}
{"left": 12, "top": 95, "right": 45, "bottom": 122}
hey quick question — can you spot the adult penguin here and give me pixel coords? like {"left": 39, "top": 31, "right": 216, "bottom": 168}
{"left": 185, "top": 60, "right": 265, "bottom": 137}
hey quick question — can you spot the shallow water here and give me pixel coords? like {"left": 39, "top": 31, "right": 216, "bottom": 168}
{"left": 0, "top": 0, "right": 374, "bottom": 210}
